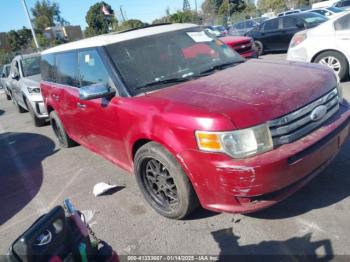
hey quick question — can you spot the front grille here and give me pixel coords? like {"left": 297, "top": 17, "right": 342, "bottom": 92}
{"left": 233, "top": 41, "right": 252, "bottom": 53}
{"left": 268, "top": 88, "right": 339, "bottom": 146}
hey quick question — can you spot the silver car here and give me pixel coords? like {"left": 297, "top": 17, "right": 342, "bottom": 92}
{"left": 1, "top": 64, "right": 11, "bottom": 99}
{"left": 9, "top": 53, "right": 48, "bottom": 126}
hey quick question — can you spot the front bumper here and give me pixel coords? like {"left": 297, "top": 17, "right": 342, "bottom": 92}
{"left": 179, "top": 103, "right": 350, "bottom": 214}
{"left": 239, "top": 49, "right": 258, "bottom": 59}
{"left": 28, "top": 97, "right": 48, "bottom": 118}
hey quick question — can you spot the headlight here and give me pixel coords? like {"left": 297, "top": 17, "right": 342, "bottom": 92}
{"left": 195, "top": 124, "right": 273, "bottom": 159}
{"left": 27, "top": 86, "right": 41, "bottom": 94}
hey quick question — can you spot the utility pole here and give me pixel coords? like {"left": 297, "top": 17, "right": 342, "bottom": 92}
{"left": 195, "top": 0, "right": 198, "bottom": 13}
{"left": 21, "top": 0, "right": 40, "bottom": 49}
{"left": 119, "top": 6, "right": 126, "bottom": 22}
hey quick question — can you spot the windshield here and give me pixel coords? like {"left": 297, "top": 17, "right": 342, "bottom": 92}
{"left": 301, "top": 13, "right": 328, "bottom": 24}
{"left": 105, "top": 27, "right": 244, "bottom": 95}
{"left": 327, "top": 7, "right": 344, "bottom": 13}
{"left": 21, "top": 56, "right": 41, "bottom": 77}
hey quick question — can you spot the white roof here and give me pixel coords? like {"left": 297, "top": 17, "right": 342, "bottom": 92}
{"left": 42, "top": 23, "right": 198, "bottom": 55}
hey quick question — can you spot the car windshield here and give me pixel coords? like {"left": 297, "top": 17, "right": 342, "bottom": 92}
{"left": 21, "top": 56, "right": 41, "bottom": 77}
{"left": 301, "top": 13, "right": 329, "bottom": 24}
{"left": 327, "top": 7, "right": 344, "bottom": 12}
{"left": 105, "top": 27, "right": 244, "bottom": 95}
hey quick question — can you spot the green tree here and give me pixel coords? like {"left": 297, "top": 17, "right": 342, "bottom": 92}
{"left": 120, "top": 19, "right": 148, "bottom": 30}
{"left": 257, "top": 0, "right": 287, "bottom": 12}
{"left": 85, "top": 2, "right": 118, "bottom": 37}
{"left": 0, "top": 49, "right": 13, "bottom": 65}
{"left": 7, "top": 27, "right": 33, "bottom": 52}
{"left": 31, "top": 0, "right": 66, "bottom": 32}
{"left": 169, "top": 10, "right": 202, "bottom": 23}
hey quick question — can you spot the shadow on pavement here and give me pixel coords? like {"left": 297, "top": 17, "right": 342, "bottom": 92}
{"left": 248, "top": 141, "right": 350, "bottom": 220}
{"left": 0, "top": 132, "right": 57, "bottom": 225}
{"left": 212, "top": 227, "right": 333, "bottom": 261}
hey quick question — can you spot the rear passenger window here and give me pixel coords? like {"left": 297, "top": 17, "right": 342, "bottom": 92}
{"left": 56, "top": 52, "right": 77, "bottom": 86}
{"left": 334, "top": 14, "right": 350, "bottom": 30}
{"left": 263, "top": 19, "right": 279, "bottom": 31}
{"left": 41, "top": 54, "right": 55, "bottom": 82}
{"left": 282, "top": 17, "right": 298, "bottom": 29}
{"left": 78, "top": 50, "right": 110, "bottom": 88}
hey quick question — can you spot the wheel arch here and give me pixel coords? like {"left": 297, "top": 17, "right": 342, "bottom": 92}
{"left": 311, "top": 49, "right": 349, "bottom": 64}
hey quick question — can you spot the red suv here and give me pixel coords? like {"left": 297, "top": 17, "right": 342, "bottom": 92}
{"left": 41, "top": 24, "right": 350, "bottom": 219}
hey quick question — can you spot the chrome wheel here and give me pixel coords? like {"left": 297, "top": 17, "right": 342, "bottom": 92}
{"left": 319, "top": 56, "right": 341, "bottom": 73}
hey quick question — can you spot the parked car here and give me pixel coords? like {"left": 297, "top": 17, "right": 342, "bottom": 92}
{"left": 205, "top": 25, "right": 228, "bottom": 37}
{"left": 9, "top": 53, "right": 48, "bottom": 126}
{"left": 334, "top": 0, "right": 350, "bottom": 10}
{"left": 287, "top": 12, "right": 350, "bottom": 81}
{"left": 308, "top": 6, "right": 344, "bottom": 17}
{"left": 229, "top": 18, "right": 268, "bottom": 36}
{"left": 246, "top": 13, "right": 328, "bottom": 55}
{"left": 312, "top": 0, "right": 339, "bottom": 9}
{"left": 219, "top": 36, "right": 258, "bottom": 58}
{"left": 277, "top": 9, "right": 302, "bottom": 17}
{"left": 41, "top": 23, "right": 349, "bottom": 219}
{"left": 1, "top": 64, "right": 11, "bottom": 99}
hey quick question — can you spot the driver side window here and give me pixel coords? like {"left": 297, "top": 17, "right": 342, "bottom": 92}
{"left": 78, "top": 49, "right": 111, "bottom": 88}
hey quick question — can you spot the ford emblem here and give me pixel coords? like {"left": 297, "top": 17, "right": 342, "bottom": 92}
{"left": 310, "top": 105, "right": 327, "bottom": 122}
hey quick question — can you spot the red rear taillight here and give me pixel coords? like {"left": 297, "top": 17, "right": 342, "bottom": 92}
{"left": 290, "top": 33, "right": 307, "bottom": 48}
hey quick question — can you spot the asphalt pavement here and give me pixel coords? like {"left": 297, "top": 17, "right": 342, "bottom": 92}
{"left": 1, "top": 54, "right": 350, "bottom": 259}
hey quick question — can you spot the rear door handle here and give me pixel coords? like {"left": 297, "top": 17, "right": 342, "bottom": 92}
{"left": 77, "top": 102, "right": 86, "bottom": 109}
{"left": 52, "top": 94, "right": 59, "bottom": 101}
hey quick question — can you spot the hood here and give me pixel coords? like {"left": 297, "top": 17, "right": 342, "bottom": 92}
{"left": 22, "top": 74, "right": 41, "bottom": 87}
{"left": 146, "top": 60, "right": 337, "bottom": 129}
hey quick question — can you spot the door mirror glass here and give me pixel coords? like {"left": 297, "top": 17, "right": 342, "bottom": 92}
{"left": 79, "top": 83, "right": 113, "bottom": 100}
{"left": 11, "top": 70, "right": 19, "bottom": 80}
{"left": 296, "top": 22, "right": 305, "bottom": 29}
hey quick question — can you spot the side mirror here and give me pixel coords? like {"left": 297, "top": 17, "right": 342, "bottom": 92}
{"left": 296, "top": 22, "right": 305, "bottom": 29}
{"left": 79, "top": 83, "right": 113, "bottom": 100}
{"left": 11, "top": 71, "right": 19, "bottom": 80}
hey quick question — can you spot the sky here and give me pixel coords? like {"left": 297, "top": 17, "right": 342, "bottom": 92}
{"left": 0, "top": 0, "right": 205, "bottom": 33}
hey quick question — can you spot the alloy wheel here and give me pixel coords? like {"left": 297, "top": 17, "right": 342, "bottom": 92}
{"left": 319, "top": 56, "right": 341, "bottom": 73}
{"left": 141, "top": 158, "right": 179, "bottom": 211}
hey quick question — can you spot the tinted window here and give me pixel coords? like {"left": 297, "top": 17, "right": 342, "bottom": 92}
{"left": 311, "top": 10, "right": 327, "bottom": 15}
{"left": 282, "top": 17, "right": 298, "bottom": 29}
{"left": 327, "top": 7, "right": 343, "bottom": 13}
{"left": 78, "top": 50, "right": 111, "bottom": 87}
{"left": 263, "top": 19, "right": 279, "bottom": 31}
{"left": 342, "top": 0, "right": 350, "bottom": 6}
{"left": 56, "top": 52, "right": 77, "bottom": 86}
{"left": 301, "top": 13, "right": 328, "bottom": 24}
{"left": 41, "top": 54, "right": 55, "bottom": 82}
{"left": 334, "top": 14, "right": 350, "bottom": 30}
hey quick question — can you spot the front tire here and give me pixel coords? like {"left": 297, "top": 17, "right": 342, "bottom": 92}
{"left": 134, "top": 142, "right": 199, "bottom": 219}
{"left": 6, "top": 93, "right": 11, "bottom": 100}
{"left": 255, "top": 41, "right": 264, "bottom": 56}
{"left": 27, "top": 99, "right": 46, "bottom": 127}
{"left": 49, "top": 111, "right": 76, "bottom": 148}
{"left": 314, "top": 51, "right": 348, "bottom": 81}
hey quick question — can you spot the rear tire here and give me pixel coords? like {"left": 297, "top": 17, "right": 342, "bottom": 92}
{"left": 49, "top": 111, "right": 76, "bottom": 148}
{"left": 255, "top": 41, "right": 264, "bottom": 56}
{"left": 314, "top": 51, "right": 348, "bottom": 81}
{"left": 134, "top": 142, "right": 199, "bottom": 219}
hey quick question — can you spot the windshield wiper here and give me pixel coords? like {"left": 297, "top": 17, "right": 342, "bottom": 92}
{"left": 135, "top": 77, "right": 192, "bottom": 90}
{"left": 199, "top": 61, "right": 244, "bottom": 76}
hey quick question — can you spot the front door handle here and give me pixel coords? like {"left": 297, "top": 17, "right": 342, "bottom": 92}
{"left": 77, "top": 102, "right": 86, "bottom": 109}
